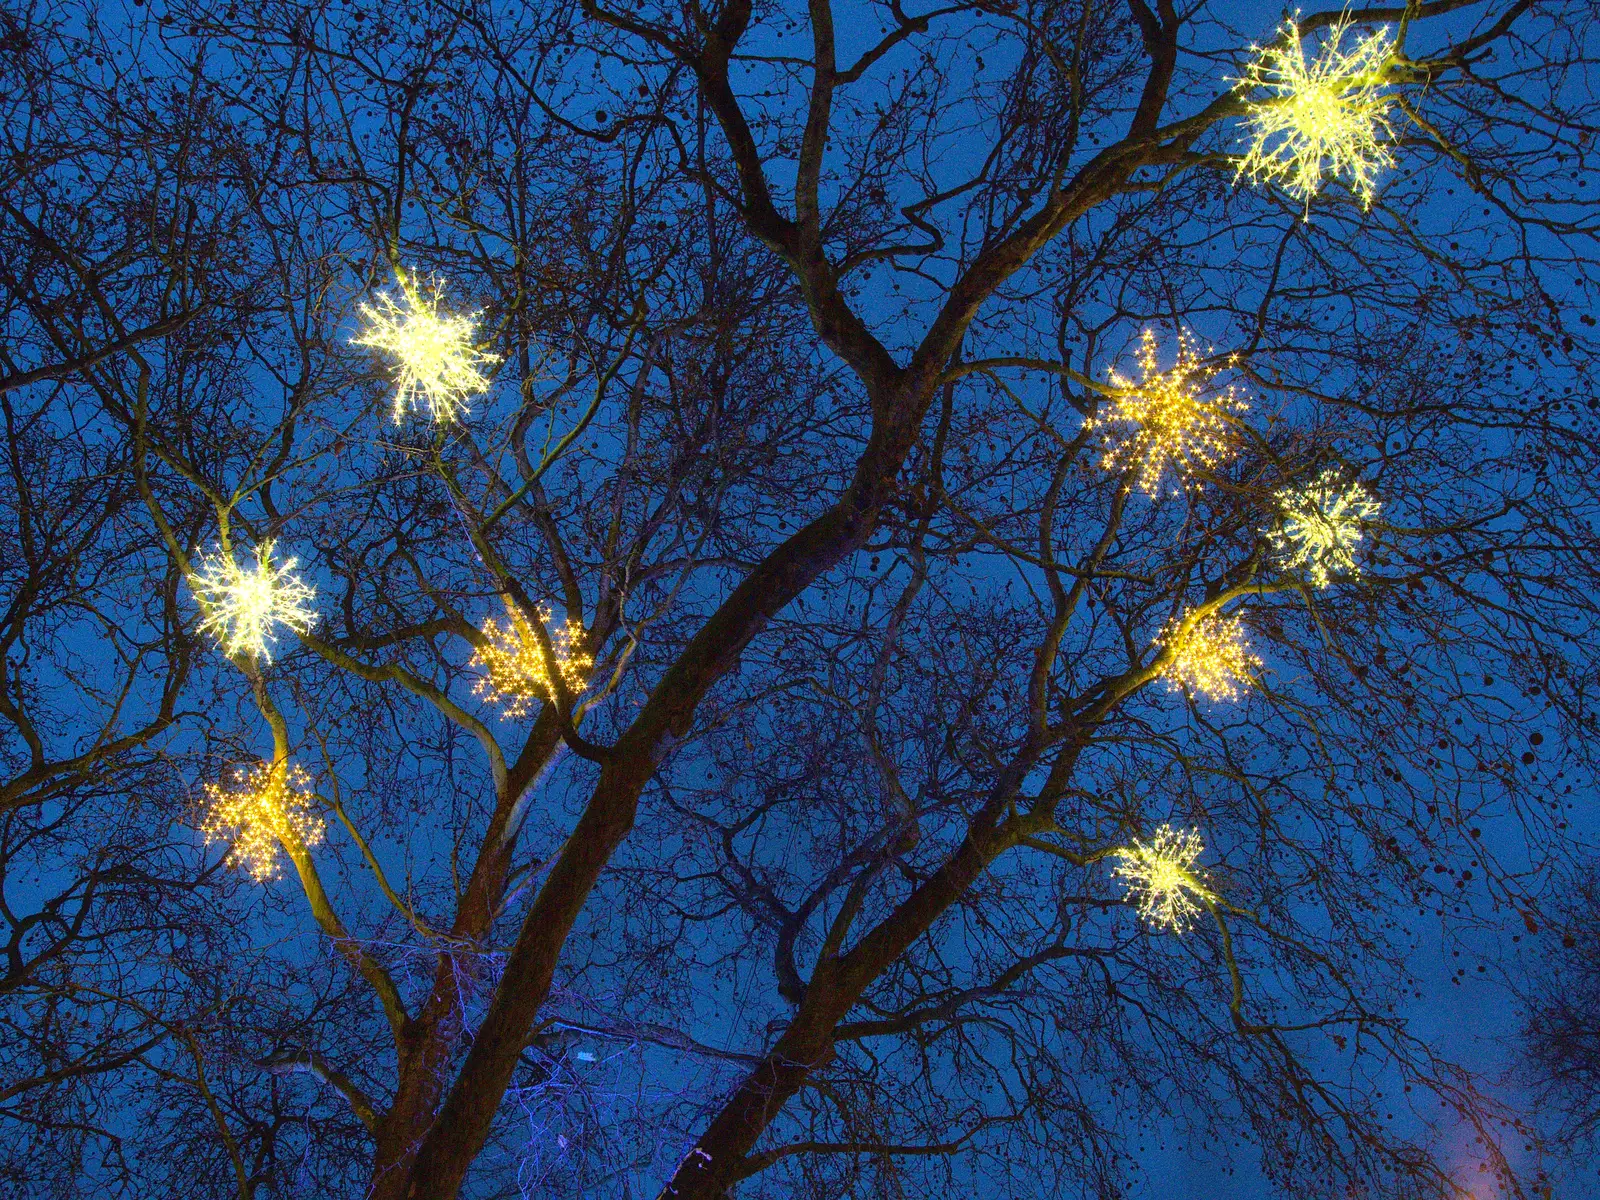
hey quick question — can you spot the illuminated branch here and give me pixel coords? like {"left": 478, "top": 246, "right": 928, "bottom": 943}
{"left": 1269, "top": 469, "right": 1380, "bottom": 587}
{"left": 1159, "top": 610, "right": 1261, "bottom": 701}
{"left": 351, "top": 274, "right": 497, "bottom": 423}
{"left": 189, "top": 539, "right": 317, "bottom": 661}
{"left": 200, "top": 761, "right": 325, "bottom": 883}
{"left": 1233, "top": 18, "right": 1398, "bottom": 208}
{"left": 1091, "top": 329, "right": 1247, "bottom": 494}
{"left": 1111, "top": 824, "right": 1212, "bottom": 933}
{"left": 471, "top": 600, "right": 593, "bottom": 718}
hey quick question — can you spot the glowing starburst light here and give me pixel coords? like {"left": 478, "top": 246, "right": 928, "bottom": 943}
{"left": 1159, "top": 611, "right": 1261, "bottom": 701}
{"left": 1112, "top": 824, "right": 1212, "bottom": 933}
{"left": 200, "top": 761, "right": 325, "bottom": 883}
{"left": 471, "top": 600, "right": 593, "bottom": 718}
{"left": 190, "top": 539, "right": 317, "bottom": 660}
{"left": 1092, "top": 329, "right": 1247, "bottom": 494}
{"left": 1269, "top": 470, "right": 1380, "bottom": 587}
{"left": 352, "top": 275, "right": 496, "bottom": 422}
{"left": 1234, "top": 18, "right": 1398, "bottom": 208}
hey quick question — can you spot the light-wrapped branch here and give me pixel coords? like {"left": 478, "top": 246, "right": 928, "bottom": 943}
{"left": 1269, "top": 470, "right": 1380, "bottom": 587}
{"left": 190, "top": 539, "right": 317, "bottom": 661}
{"left": 1111, "top": 824, "right": 1213, "bottom": 933}
{"left": 471, "top": 600, "right": 592, "bottom": 718}
{"left": 1234, "top": 18, "right": 1398, "bottom": 207}
{"left": 201, "top": 761, "right": 325, "bottom": 883}
{"left": 352, "top": 275, "right": 497, "bottom": 423}
{"left": 1092, "top": 329, "right": 1247, "bottom": 495}
{"left": 1159, "top": 611, "right": 1261, "bottom": 702}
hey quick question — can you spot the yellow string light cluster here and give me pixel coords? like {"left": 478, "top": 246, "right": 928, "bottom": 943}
{"left": 1269, "top": 470, "right": 1380, "bottom": 587}
{"left": 351, "top": 275, "right": 497, "bottom": 423}
{"left": 1111, "top": 824, "right": 1213, "bottom": 933}
{"left": 471, "top": 600, "right": 593, "bottom": 717}
{"left": 1159, "top": 611, "right": 1261, "bottom": 701}
{"left": 1092, "top": 329, "right": 1247, "bottom": 495}
{"left": 200, "top": 761, "right": 325, "bottom": 883}
{"left": 1234, "top": 18, "right": 1398, "bottom": 208}
{"left": 190, "top": 539, "right": 317, "bottom": 661}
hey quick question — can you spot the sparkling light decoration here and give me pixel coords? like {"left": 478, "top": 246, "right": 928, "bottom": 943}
{"left": 1112, "top": 824, "right": 1212, "bottom": 933}
{"left": 200, "top": 761, "right": 325, "bottom": 883}
{"left": 190, "top": 539, "right": 317, "bottom": 660}
{"left": 1269, "top": 470, "right": 1380, "bottom": 587}
{"left": 1159, "top": 611, "right": 1261, "bottom": 701}
{"left": 1092, "top": 329, "right": 1247, "bottom": 494}
{"left": 351, "top": 275, "right": 496, "bottom": 422}
{"left": 1234, "top": 18, "right": 1398, "bottom": 208}
{"left": 471, "top": 600, "right": 593, "bottom": 718}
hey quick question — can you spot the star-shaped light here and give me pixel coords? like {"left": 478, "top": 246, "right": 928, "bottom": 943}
{"left": 1234, "top": 18, "right": 1398, "bottom": 208}
{"left": 1159, "top": 611, "right": 1261, "bottom": 701}
{"left": 1112, "top": 824, "right": 1212, "bottom": 933}
{"left": 471, "top": 600, "right": 593, "bottom": 718}
{"left": 1269, "top": 470, "right": 1380, "bottom": 587}
{"left": 200, "top": 761, "right": 325, "bottom": 883}
{"left": 352, "top": 275, "right": 497, "bottom": 423}
{"left": 1092, "top": 329, "right": 1248, "bottom": 494}
{"left": 190, "top": 539, "right": 317, "bottom": 660}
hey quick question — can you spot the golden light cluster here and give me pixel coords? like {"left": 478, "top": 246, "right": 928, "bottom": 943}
{"left": 1112, "top": 824, "right": 1212, "bottom": 933}
{"left": 1159, "top": 611, "right": 1261, "bottom": 701}
{"left": 200, "top": 761, "right": 325, "bottom": 883}
{"left": 471, "top": 600, "right": 593, "bottom": 717}
{"left": 190, "top": 539, "right": 317, "bottom": 661}
{"left": 352, "top": 274, "right": 497, "bottom": 423}
{"left": 1093, "top": 329, "right": 1247, "bottom": 495}
{"left": 1269, "top": 469, "right": 1380, "bottom": 587}
{"left": 1234, "top": 18, "right": 1398, "bottom": 208}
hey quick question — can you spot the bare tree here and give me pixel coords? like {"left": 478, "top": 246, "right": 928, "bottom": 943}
{"left": 2, "top": 0, "right": 1598, "bottom": 1198}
